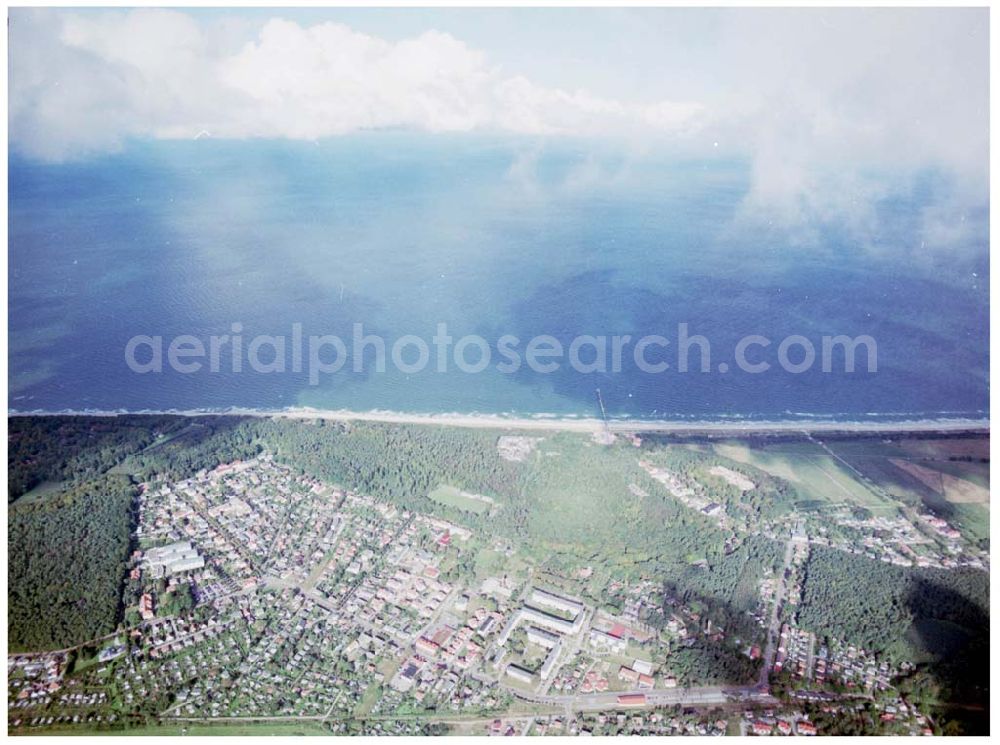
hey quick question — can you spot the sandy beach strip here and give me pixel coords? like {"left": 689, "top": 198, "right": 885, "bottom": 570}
{"left": 7, "top": 407, "right": 989, "bottom": 436}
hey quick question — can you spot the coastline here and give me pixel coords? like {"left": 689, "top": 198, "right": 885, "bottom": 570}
{"left": 6, "top": 407, "right": 990, "bottom": 436}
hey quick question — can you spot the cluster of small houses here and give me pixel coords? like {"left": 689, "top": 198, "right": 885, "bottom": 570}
{"left": 745, "top": 714, "right": 819, "bottom": 736}
{"left": 798, "top": 508, "right": 987, "bottom": 571}
{"left": 777, "top": 623, "right": 904, "bottom": 693}
{"left": 637, "top": 461, "right": 734, "bottom": 530}
{"left": 155, "top": 591, "right": 364, "bottom": 719}
{"left": 138, "top": 616, "right": 229, "bottom": 659}
{"left": 759, "top": 499, "right": 987, "bottom": 574}
{"left": 205, "top": 597, "right": 361, "bottom": 718}
{"left": 324, "top": 516, "right": 458, "bottom": 626}
{"left": 137, "top": 455, "right": 345, "bottom": 590}
{"left": 6, "top": 454, "right": 956, "bottom": 735}
{"left": 636, "top": 445, "right": 986, "bottom": 576}
{"left": 10, "top": 712, "right": 117, "bottom": 729}
{"left": 760, "top": 543, "right": 908, "bottom": 695}
{"left": 129, "top": 454, "right": 479, "bottom": 715}
{"left": 8, "top": 653, "right": 119, "bottom": 730}
{"left": 789, "top": 696, "right": 936, "bottom": 736}
{"left": 8, "top": 654, "right": 67, "bottom": 714}
{"left": 387, "top": 577, "right": 518, "bottom": 701}
{"left": 312, "top": 496, "right": 411, "bottom": 597}
{"left": 483, "top": 710, "right": 813, "bottom": 737}
{"left": 83, "top": 458, "right": 477, "bottom": 723}
{"left": 115, "top": 621, "right": 247, "bottom": 714}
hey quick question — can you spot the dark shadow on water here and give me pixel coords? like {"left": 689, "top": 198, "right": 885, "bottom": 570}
{"left": 499, "top": 268, "right": 987, "bottom": 420}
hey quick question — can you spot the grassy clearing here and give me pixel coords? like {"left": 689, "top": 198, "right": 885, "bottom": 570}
{"left": 428, "top": 484, "right": 493, "bottom": 514}
{"left": 820, "top": 438, "right": 990, "bottom": 542}
{"left": 897, "top": 437, "right": 989, "bottom": 461}
{"left": 353, "top": 683, "right": 384, "bottom": 718}
{"left": 929, "top": 459, "right": 990, "bottom": 490}
{"left": 712, "top": 443, "right": 802, "bottom": 483}
{"left": 15, "top": 479, "right": 69, "bottom": 506}
{"left": 936, "top": 503, "right": 989, "bottom": 543}
{"left": 889, "top": 459, "right": 988, "bottom": 504}
{"left": 710, "top": 440, "right": 892, "bottom": 513}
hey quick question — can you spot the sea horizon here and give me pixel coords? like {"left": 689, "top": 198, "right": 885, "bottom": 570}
{"left": 9, "top": 139, "right": 989, "bottom": 419}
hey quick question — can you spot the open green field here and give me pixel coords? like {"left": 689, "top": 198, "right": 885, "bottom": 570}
{"left": 353, "top": 682, "right": 384, "bottom": 718}
{"left": 931, "top": 459, "right": 989, "bottom": 489}
{"left": 706, "top": 440, "right": 896, "bottom": 514}
{"left": 820, "top": 436, "right": 990, "bottom": 543}
{"left": 702, "top": 436, "right": 990, "bottom": 543}
{"left": 14, "top": 479, "right": 69, "bottom": 506}
{"left": 428, "top": 484, "right": 493, "bottom": 515}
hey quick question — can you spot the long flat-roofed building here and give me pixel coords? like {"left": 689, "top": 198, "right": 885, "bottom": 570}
{"left": 539, "top": 641, "right": 562, "bottom": 680}
{"left": 505, "top": 663, "right": 535, "bottom": 684}
{"left": 526, "top": 625, "right": 562, "bottom": 649}
{"left": 143, "top": 540, "right": 204, "bottom": 577}
{"left": 526, "top": 606, "right": 583, "bottom": 634}
{"left": 530, "top": 587, "right": 584, "bottom": 616}
{"left": 497, "top": 606, "right": 583, "bottom": 646}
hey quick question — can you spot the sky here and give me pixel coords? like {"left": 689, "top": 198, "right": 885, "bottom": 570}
{"left": 7, "top": 7, "right": 990, "bottom": 251}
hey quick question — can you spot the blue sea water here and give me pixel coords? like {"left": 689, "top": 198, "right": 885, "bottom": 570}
{"left": 8, "top": 136, "right": 990, "bottom": 422}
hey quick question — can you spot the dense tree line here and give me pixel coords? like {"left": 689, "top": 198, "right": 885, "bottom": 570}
{"left": 797, "top": 546, "right": 989, "bottom": 706}
{"left": 8, "top": 475, "right": 137, "bottom": 650}
{"left": 798, "top": 547, "right": 989, "bottom": 653}
{"left": 666, "top": 636, "right": 761, "bottom": 685}
{"left": 130, "top": 418, "right": 263, "bottom": 481}
{"left": 797, "top": 547, "right": 912, "bottom": 653}
{"left": 659, "top": 534, "right": 783, "bottom": 640}
{"left": 256, "top": 419, "right": 529, "bottom": 534}
{"left": 8, "top": 416, "right": 181, "bottom": 501}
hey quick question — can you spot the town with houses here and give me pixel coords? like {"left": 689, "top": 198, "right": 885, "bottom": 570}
{"left": 639, "top": 456, "right": 988, "bottom": 574}
{"left": 8, "top": 451, "right": 984, "bottom": 735}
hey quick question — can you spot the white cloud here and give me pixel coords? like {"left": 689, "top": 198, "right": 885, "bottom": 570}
{"left": 216, "top": 21, "right": 495, "bottom": 137}
{"left": 8, "top": 8, "right": 987, "bottom": 252}
{"left": 702, "top": 8, "right": 988, "bottom": 246}
{"left": 9, "top": 9, "right": 703, "bottom": 158}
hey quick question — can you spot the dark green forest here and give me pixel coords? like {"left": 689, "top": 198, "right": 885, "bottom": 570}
{"left": 8, "top": 474, "right": 137, "bottom": 650}
{"left": 660, "top": 534, "right": 784, "bottom": 639}
{"left": 797, "top": 546, "right": 989, "bottom": 705}
{"left": 7, "top": 415, "right": 180, "bottom": 501}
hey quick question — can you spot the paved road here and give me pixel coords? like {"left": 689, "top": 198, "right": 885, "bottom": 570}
{"left": 170, "top": 712, "right": 542, "bottom": 727}
{"left": 758, "top": 534, "right": 796, "bottom": 689}
{"left": 507, "top": 683, "right": 776, "bottom": 712}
